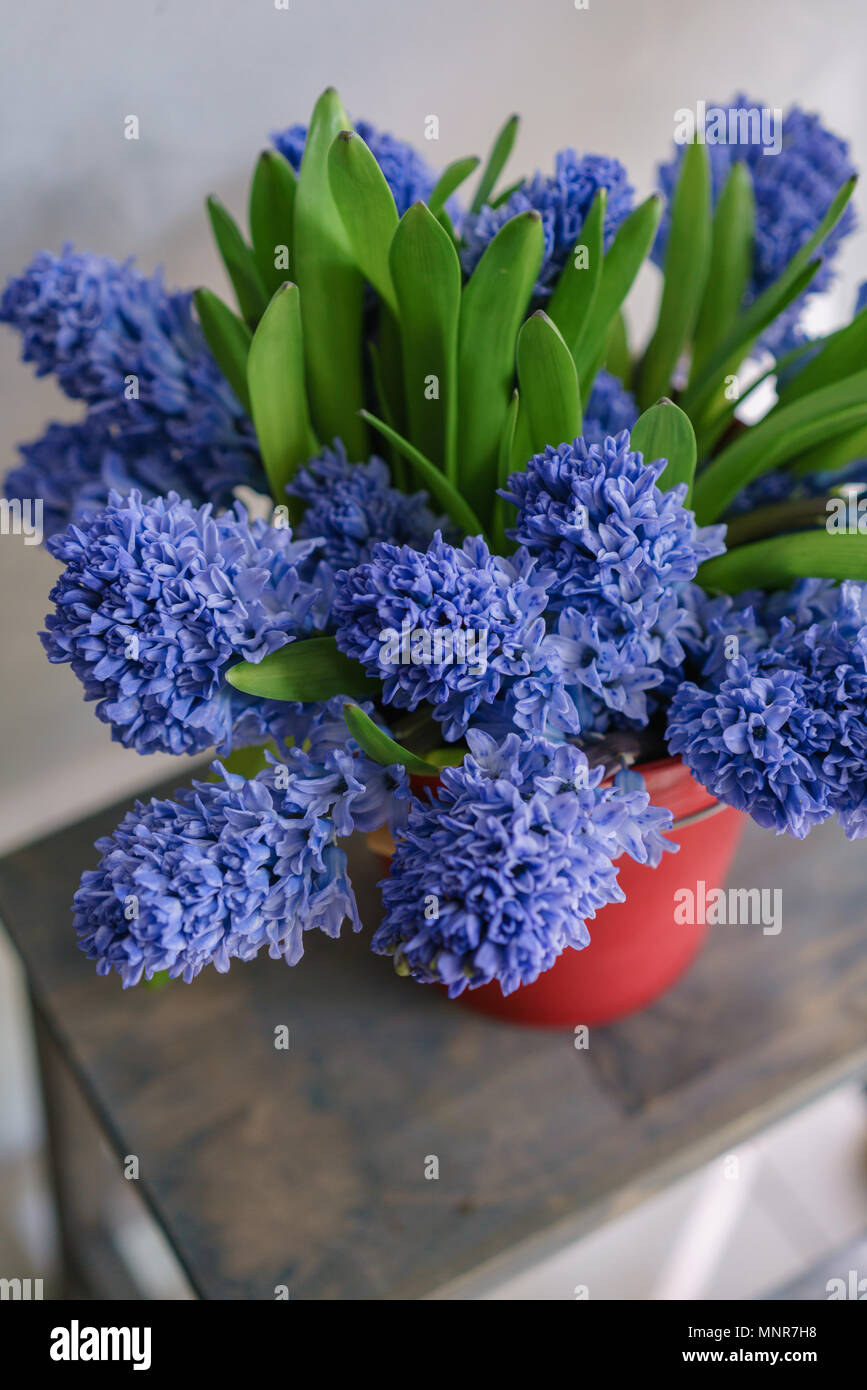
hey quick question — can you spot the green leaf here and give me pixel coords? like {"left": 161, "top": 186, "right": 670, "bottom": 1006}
{"left": 226, "top": 637, "right": 378, "bottom": 702}
{"left": 690, "top": 161, "right": 754, "bottom": 381}
{"left": 293, "top": 88, "right": 366, "bottom": 457}
{"left": 216, "top": 744, "right": 273, "bottom": 778}
{"left": 389, "top": 202, "right": 462, "bottom": 479}
{"left": 457, "top": 210, "right": 545, "bottom": 520}
{"left": 683, "top": 176, "right": 857, "bottom": 421}
{"left": 343, "top": 704, "right": 440, "bottom": 776}
{"left": 246, "top": 283, "right": 317, "bottom": 502}
{"left": 327, "top": 129, "right": 400, "bottom": 313}
{"left": 692, "top": 369, "right": 867, "bottom": 523}
{"left": 367, "top": 341, "right": 406, "bottom": 489}
{"left": 572, "top": 195, "right": 662, "bottom": 394}
{"left": 489, "top": 178, "right": 525, "bottom": 209}
{"left": 630, "top": 398, "right": 697, "bottom": 502}
{"left": 491, "top": 390, "right": 519, "bottom": 554}
{"left": 433, "top": 206, "right": 458, "bottom": 246}
{"left": 547, "top": 188, "right": 605, "bottom": 361}
{"left": 193, "top": 288, "right": 252, "bottom": 414}
{"left": 603, "top": 310, "right": 631, "bottom": 384}
{"left": 514, "top": 311, "right": 581, "bottom": 466}
{"left": 361, "top": 409, "right": 488, "bottom": 541}
{"left": 206, "top": 194, "right": 270, "bottom": 327}
{"left": 428, "top": 155, "right": 480, "bottom": 213}
{"left": 684, "top": 260, "right": 821, "bottom": 428}
{"left": 470, "top": 113, "right": 520, "bottom": 214}
{"left": 693, "top": 334, "right": 823, "bottom": 458}
{"left": 699, "top": 531, "right": 867, "bottom": 594}
{"left": 425, "top": 746, "right": 467, "bottom": 768}
{"left": 636, "top": 142, "right": 711, "bottom": 408}
{"left": 248, "top": 150, "right": 297, "bottom": 298}
{"left": 776, "top": 305, "right": 867, "bottom": 408}
{"left": 790, "top": 422, "right": 867, "bottom": 478}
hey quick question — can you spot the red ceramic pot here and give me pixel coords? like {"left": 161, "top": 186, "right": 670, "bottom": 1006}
{"left": 370, "top": 757, "right": 746, "bottom": 1029}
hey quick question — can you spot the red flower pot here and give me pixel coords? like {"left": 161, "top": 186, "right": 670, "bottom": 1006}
{"left": 369, "top": 757, "right": 746, "bottom": 1029}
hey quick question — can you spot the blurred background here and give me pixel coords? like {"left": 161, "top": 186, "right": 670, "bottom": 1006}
{"left": 1, "top": 0, "right": 866, "bottom": 1299}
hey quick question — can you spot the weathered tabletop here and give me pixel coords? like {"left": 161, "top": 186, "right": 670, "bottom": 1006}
{"left": 1, "top": 781, "right": 866, "bottom": 1300}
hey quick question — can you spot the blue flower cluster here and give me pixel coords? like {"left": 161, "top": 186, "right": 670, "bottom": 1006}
{"left": 42, "top": 489, "right": 332, "bottom": 757}
{"left": 272, "top": 118, "right": 442, "bottom": 217}
{"left": 373, "top": 730, "right": 673, "bottom": 995}
{"left": 502, "top": 431, "right": 727, "bottom": 730}
{"left": 74, "top": 721, "right": 411, "bottom": 987}
{"left": 332, "top": 532, "right": 553, "bottom": 741}
{"left": 0, "top": 247, "right": 263, "bottom": 516}
{"left": 5, "top": 416, "right": 252, "bottom": 542}
{"left": 461, "top": 150, "right": 634, "bottom": 295}
{"left": 667, "top": 580, "right": 867, "bottom": 837}
{"left": 655, "top": 97, "right": 857, "bottom": 351}
{"left": 289, "top": 442, "right": 447, "bottom": 570}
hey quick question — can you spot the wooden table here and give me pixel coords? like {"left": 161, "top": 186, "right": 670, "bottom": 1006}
{"left": 1, "top": 780, "right": 866, "bottom": 1300}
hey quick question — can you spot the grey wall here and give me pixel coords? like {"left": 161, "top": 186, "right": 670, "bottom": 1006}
{"left": 2, "top": 0, "right": 866, "bottom": 851}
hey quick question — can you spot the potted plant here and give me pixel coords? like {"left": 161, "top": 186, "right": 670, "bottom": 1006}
{"left": 4, "top": 89, "right": 865, "bottom": 1026}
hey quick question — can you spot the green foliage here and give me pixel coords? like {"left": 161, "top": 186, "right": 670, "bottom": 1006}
{"left": 457, "top": 210, "right": 544, "bottom": 521}
{"left": 195, "top": 88, "right": 865, "bottom": 627}
{"left": 389, "top": 203, "right": 461, "bottom": 477}
{"left": 227, "top": 637, "right": 378, "bottom": 703}
{"left": 630, "top": 398, "right": 696, "bottom": 502}
{"left": 246, "top": 283, "right": 317, "bottom": 503}
{"left": 292, "top": 88, "right": 366, "bottom": 457}
{"left": 636, "top": 142, "right": 711, "bottom": 408}
{"left": 206, "top": 194, "right": 269, "bottom": 326}
{"left": 343, "top": 704, "right": 441, "bottom": 775}
{"left": 248, "top": 150, "right": 297, "bottom": 297}
{"left": 193, "top": 289, "right": 252, "bottom": 413}
{"left": 513, "top": 312, "right": 581, "bottom": 467}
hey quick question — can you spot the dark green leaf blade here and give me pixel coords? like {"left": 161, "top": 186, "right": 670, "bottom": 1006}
{"left": 636, "top": 142, "right": 711, "bottom": 408}
{"left": 491, "top": 390, "right": 519, "bottom": 554}
{"left": 791, "top": 422, "right": 867, "bottom": 478}
{"left": 193, "top": 288, "right": 252, "bottom": 413}
{"left": 547, "top": 188, "right": 605, "bottom": 361}
{"left": 248, "top": 150, "right": 297, "bottom": 297}
{"left": 690, "top": 160, "right": 754, "bottom": 381}
{"left": 457, "top": 209, "right": 545, "bottom": 519}
{"left": 360, "top": 410, "right": 488, "bottom": 540}
{"left": 776, "top": 304, "right": 867, "bottom": 408}
{"left": 514, "top": 311, "right": 581, "bottom": 465}
{"left": 699, "top": 531, "right": 867, "bottom": 594}
{"left": 630, "top": 398, "right": 697, "bottom": 502}
{"left": 206, "top": 194, "right": 270, "bottom": 326}
{"left": 428, "top": 155, "right": 480, "bottom": 213}
{"left": 389, "top": 202, "right": 462, "bottom": 478}
{"left": 246, "top": 283, "right": 317, "bottom": 502}
{"left": 226, "top": 637, "right": 378, "bottom": 702}
{"left": 692, "top": 369, "right": 867, "bottom": 523}
{"left": 572, "top": 195, "right": 662, "bottom": 394}
{"left": 470, "top": 114, "right": 520, "bottom": 214}
{"left": 293, "top": 87, "right": 366, "bottom": 456}
{"left": 683, "top": 176, "right": 857, "bottom": 421}
{"left": 343, "top": 704, "right": 440, "bottom": 776}
{"left": 327, "top": 129, "right": 400, "bottom": 312}
{"left": 604, "top": 310, "right": 631, "bottom": 384}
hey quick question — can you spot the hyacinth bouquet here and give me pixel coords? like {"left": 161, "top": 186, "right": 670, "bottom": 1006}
{"left": 5, "top": 86, "right": 867, "bottom": 1003}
